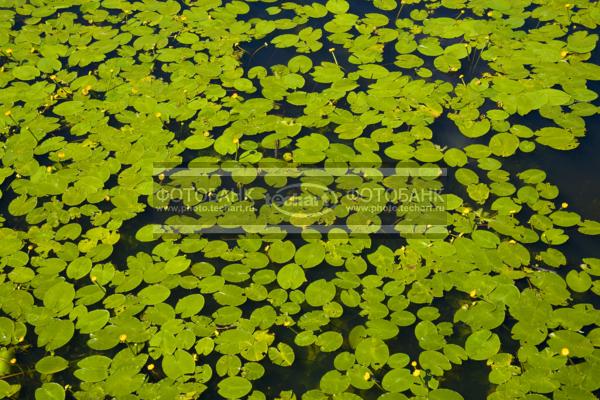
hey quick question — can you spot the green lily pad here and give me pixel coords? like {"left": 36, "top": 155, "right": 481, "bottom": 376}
{"left": 35, "top": 356, "right": 69, "bottom": 375}
{"left": 465, "top": 330, "right": 501, "bottom": 361}
{"left": 218, "top": 376, "right": 253, "bottom": 399}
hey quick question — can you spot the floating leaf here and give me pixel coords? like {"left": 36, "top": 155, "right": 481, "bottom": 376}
{"left": 35, "top": 383, "right": 65, "bottom": 400}
{"left": 465, "top": 330, "right": 501, "bottom": 361}
{"left": 218, "top": 376, "right": 253, "bottom": 399}
{"left": 35, "top": 356, "right": 69, "bottom": 375}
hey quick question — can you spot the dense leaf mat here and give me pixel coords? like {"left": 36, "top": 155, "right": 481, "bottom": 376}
{"left": 0, "top": 0, "right": 599, "bottom": 399}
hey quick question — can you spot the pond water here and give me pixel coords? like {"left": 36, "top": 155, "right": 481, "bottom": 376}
{"left": 0, "top": 1, "right": 599, "bottom": 400}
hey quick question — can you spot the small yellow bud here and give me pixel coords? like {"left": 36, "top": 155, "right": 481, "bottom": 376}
{"left": 214, "top": 330, "right": 219, "bottom": 336}
{"left": 4, "top": 110, "right": 11, "bottom": 117}
{"left": 561, "top": 347, "right": 570, "bottom": 356}
{"left": 462, "top": 207, "right": 471, "bottom": 215}
{"left": 50, "top": 75, "right": 57, "bottom": 80}
{"left": 283, "top": 320, "right": 291, "bottom": 327}
{"left": 411, "top": 361, "right": 417, "bottom": 367}
{"left": 203, "top": 131, "right": 210, "bottom": 137}
{"left": 509, "top": 239, "right": 516, "bottom": 244}
{"left": 57, "top": 151, "right": 65, "bottom": 159}
{"left": 82, "top": 85, "right": 92, "bottom": 95}
{"left": 9, "top": 358, "right": 16, "bottom": 365}
{"left": 561, "top": 202, "right": 568, "bottom": 209}
{"left": 16, "top": 173, "right": 21, "bottom": 178}
{"left": 487, "top": 11, "right": 493, "bottom": 17}
{"left": 18, "top": 336, "right": 24, "bottom": 343}
{"left": 233, "top": 137, "right": 239, "bottom": 144}
{"left": 131, "top": 87, "right": 138, "bottom": 94}
{"left": 5, "top": 48, "right": 12, "bottom": 55}
{"left": 283, "top": 152, "right": 293, "bottom": 162}
{"left": 180, "top": 15, "right": 187, "bottom": 21}
{"left": 147, "top": 363, "right": 155, "bottom": 371}
{"left": 27, "top": 245, "right": 33, "bottom": 250}
{"left": 104, "top": 195, "right": 110, "bottom": 201}
{"left": 560, "top": 50, "right": 569, "bottom": 58}
{"left": 91, "top": 276, "right": 97, "bottom": 282}
{"left": 119, "top": 334, "right": 127, "bottom": 342}
{"left": 328, "top": 48, "right": 335, "bottom": 52}
{"left": 46, "top": 166, "right": 52, "bottom": 173}
{"left": 412, "top": 369, "right": 421, "bottom": 377}
{"left": 231, "top": 92, "right": 238, "bottom": 99}
{"left": 158, "top": 173, "right": 165, "bottom": 181}
{"left": 469, "top": 289, "right": 477, "bottom": 298}
{"left": 155, "top": 112, "right": 162, "bottom": 118}
{"left": 265, "top": 245, "right": 270, "bottom": 251}
{"left": 363, "top": 372, "right": 370, "bottom": 380}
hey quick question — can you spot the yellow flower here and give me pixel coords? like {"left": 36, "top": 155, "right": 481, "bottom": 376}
{"left": 363, "top": 372, "right": 370, "bottom": 380}
{"left": 232, "top": 137, "right": 239, "bottom": 144}
{"left": 411, "top": 361, "right": 417, "bottom": 367}
{"left": 46, "top": 166, "right": 53, "bottom": 173}
{"left": 469, "top": 289, "right": 477, "bottom": 298}
{"left": 119, "top": 334, "right": 127, "bottom": 342}
{"left": 91, "top": 276, "right": 97, "bottom": 282}
{"left": 560, "top": 50, "right": 569, "bottom": 58}
{"left": 561, "top": 202, "right": 568, "bottom": 209}
{"left": 155, "top": 112, "right": 162, "bottom": 118}
{"left": 82, "top": 85, "right": 92, "bottom": 95}
{"left": 147, "top": 364, "right": 155, "bottom": 371}
{"left": 203, "top": 131, "right": 210, "bottom": 137}
{"left": 283, "top": 152, "right": 293, "bottom": 162}
{"left": 412, "top": 369, "right": 421, "bottom": 377}
{"left": 509, "top": 239, "right": 516, "bottom": 244}
{"left": 57, "top": 151, "right": 65, "bottom": 159}
{"left": 9, "top": 358, "right": 16, "bottom": 365}
{"left": 560, "top": 347, "right": 570, "bottom": 356}
{"left": 5, "top": 48, "right": 12, "bottom": 55}
{"left": 4, "top": 110, "right": 11, "bottom": 117}
{"left": 231, "top": 92, "right": 238, "bottom": 99}
{"left": 158, "top": 173, "right": 165, "bottom": 181}
{"left": 487, "top": 11, "right": 493, "bottom": 17}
